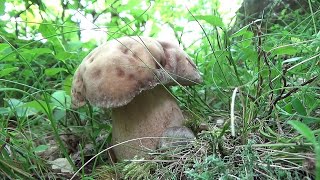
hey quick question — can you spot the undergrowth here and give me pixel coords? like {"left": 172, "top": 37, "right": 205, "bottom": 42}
{"left": 0, "top": 0, "right": 319, "bottom": 179}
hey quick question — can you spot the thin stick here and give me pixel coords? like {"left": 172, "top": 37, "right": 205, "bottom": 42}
{"left": 231, "top": 87, "right": 238, "bottom": 137}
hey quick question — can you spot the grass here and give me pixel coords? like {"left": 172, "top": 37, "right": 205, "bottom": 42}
{"left": 0, "top": 0, "right": 319, "bottom": 179}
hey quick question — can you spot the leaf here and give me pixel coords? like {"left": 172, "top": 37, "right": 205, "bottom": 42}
{"left": 31, "top": 48, "right": 53, "bottom": 57}
{"left": 284, "top": 103, "right": 293, "bottom": 114}
{"left": 50, "top": 158, "right": 74, "bottom": 173}
{"left": 0, "top": 107, "right": 9, "bottom": 115}
{"left": 33, "top": 145, "right": 49, "bottom": 153}
{"left": 119, "top": 0, "right": 141, "bottom": 10}
{"left": 53, "top": 109, "right": 66, "bottom": 121}
{"left": 38, "top": 22, "right": 65, "bottom": 52}
{"left": 22, "top": 100, "right": 51, "bottom": 114}
{"left": 4, "top": 98, "right": 38, "bottom": 117}
{"left": 192, "top": 15, "right": 224, "bottom": 27}
{"left": 45, "top": 68, "right": 67, "bottom": 76}
{"left": 288, "top": 120, "right": 316, "bottom": 144}
{"left": 241, "top": 31, "right": 254, "bottom": 47}
{"left": 0, "top": 43, "right": 10, "bottom": 52}
{"left": 51, "top": 90, "right": 71, "bottom": 108}
{"left": 63, "top": 75, "right": 73, "bottom": 96}
{"left": 55, "top": 51, "right": 76, "bottom": 62}
{"left": 0, "top": 67, "right": 19, "bottom": 77}
{"left": 231, "top": 26, "right": 249, "bottom": 38}
{"left": 0, "top": 0, "right": 4, "bottom": 15}
{"left": 20, "top": 48, "right": 53, "bottom": 62}
{"left": 5, "top": 98, "right": 23, "bottom": 107}
{"left": 272, "top": 46, "right": 298, "bottom": 55}
{"left": 292, "top": 98, "right": 307, "bottom": 116}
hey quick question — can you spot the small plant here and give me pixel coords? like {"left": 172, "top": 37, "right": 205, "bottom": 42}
{"left": 0, "top": 0, "right": 319, "bottom": 179}
{"left": 185, "top": 155, "right": 227, "bottom": 179}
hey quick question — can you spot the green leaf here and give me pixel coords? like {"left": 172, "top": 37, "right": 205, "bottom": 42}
{"left": 284, "top": 103, "right": 293, "bottom": 114}
{"left": 241, "top": 31, "right": 254, "bottom": 47}
{"left": 0, "top": 107, "right": 9, "bottom": 115}
{"left": 272, "top": 46, "right": 298, "bottom": 55}
{"left": 38, "top": 22, "right": 65, "bottom": 52}
{"left": 31, "top": 48, "right": 53, "bottom": 57}
{"left": 292, "top": 98, "right": 307, "bottom": 116}
{"left": 55, "top": 51, "right": 77, "bottom": 62}
{"left": 0, "top": 0, "right": 4, "bottom": 15}
{"left": 63, "top": 75, "right": 73, "bottom": 96}
{"left": 51, "top": 90, "right": 71, "bottom": 108}
{"left": 22, "top": 100, "right": 51, "bottom": 114}
{"left": 33, "top": 145, "right": 49, "bottom": 153}
{"left": 45, "top": 68, "right": 67, "bottom": 76}
{"left": 231, "top": 27, "right": 249, "bottom": 38}
{"left": 0, "top": 43, "right": 10, "bottom": 52}
{"left": 4, "top": 98, "right": 38, "bottom": 117}
{"left": 0, "top": 67, "right": 19, "bottom": 77}
{"left": 20, "top": 48, "right": 53, "bottom": 62}
{"left": 288, "top": 120, "right": 316, "bottom": 144}
{"left": 53, "top": 109, "right": 66, "bottom": 121}
{"left": 192, "top": 15, "right": 224, "bottom": 27}
{"left": 119, "top": 0, "right": 141, "bottom": 10}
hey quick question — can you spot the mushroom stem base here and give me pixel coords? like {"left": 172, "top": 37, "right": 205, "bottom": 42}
{"left": 111, "top": 85, "right": 184, "bottom": 160}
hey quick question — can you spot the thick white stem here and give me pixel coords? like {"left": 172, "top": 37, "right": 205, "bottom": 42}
{"left": 111, "top": 85, "right": 184, "bottom": 160}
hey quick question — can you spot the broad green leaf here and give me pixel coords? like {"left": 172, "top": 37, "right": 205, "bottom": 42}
{"left": 38, "top": 22, "right": 65, "bottom": 52}
{"left": 33, "top": 145, "right": 49, "bottom": 153}
{"left": 51, "top": 90, "right": 71, "bottom": 108}
{"left": 4, "top": 98, "right": 38, "bottom": 117}
{"left": 45, "top": 68, "right": 67, "bottom": 76}
{"left": 4, "top": 98, "right": 23, "bottom": 107}
{"left": 292, "top": 98, "right": 307, "bottom": 116}
{"left": 192, "top": 15, "right": 224, "bottom": 27}
{"left": 231, "top": 27, "right": 249, "bottom": 38}
{"left": 55, "top": 51, "right": 77, "bottom": 62}
{"left": 0, "top": 67, "right": 19, "bottom": 77}
{"left": 242, "top": 31, "right": 254, "bottom": 47}
{"left": 53, "top": 109, "right": 66, "bottom": 121}
{"left": 0, "top": 43, "right": 10, "bottom": 52}
{"left": 63, "top": 75, "right": 73, "bottom": 96}
{"left": 20, "top": 48, "right": 53, "bottom": 61}
{"left": 0, "top": 107, "right": 9, "bottom": 115}
{"left": 22, "top": 100, "right": 51, "bottom": 114}
{"left": 272, "top": 46, "right": 298, "bottom": 55}
{"left": 284, "top": 103, "right": 293, "bottom": 114}
{"left": 288, "top": 120, "right": 316, "bottom": 144}
{"left": 31, "top": 48, "right": 53, "bottom": 57}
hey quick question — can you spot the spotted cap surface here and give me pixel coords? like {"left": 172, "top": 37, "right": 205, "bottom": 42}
{"left": 71, "top": 36, "right": 202, "bottom": 108}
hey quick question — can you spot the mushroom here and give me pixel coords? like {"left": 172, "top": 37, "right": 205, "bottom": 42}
{"left": 71, "top": 36, "right": 202, "bottom": 160}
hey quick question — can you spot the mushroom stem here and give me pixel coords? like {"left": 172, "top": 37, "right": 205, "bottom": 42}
{"left": 111, "top": 85, "right": 184, "bottom": 160}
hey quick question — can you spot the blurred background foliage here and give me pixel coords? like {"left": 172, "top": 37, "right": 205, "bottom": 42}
{"left": 0, "top": 0, "right": 319, "bottom": 179}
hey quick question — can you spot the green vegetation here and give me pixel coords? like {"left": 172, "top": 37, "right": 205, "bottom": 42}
{"left": 0, "top": 0, "right": 319, "bottom": 179}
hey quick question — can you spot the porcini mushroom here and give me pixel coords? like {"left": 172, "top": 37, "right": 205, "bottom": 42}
{"left": 71, "top": 36, "right": 202, "bottom": 160}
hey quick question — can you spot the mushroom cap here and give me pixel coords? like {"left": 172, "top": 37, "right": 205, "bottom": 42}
{"left": 71, "top": 36, "right": 202, "bottom": 108}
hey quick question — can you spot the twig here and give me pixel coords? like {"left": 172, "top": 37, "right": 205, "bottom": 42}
{"left": 266, "top": 75, "right": 318, "bottom": 117}
{"left": 255, "top": 22, "right": 264, "bottom": 99}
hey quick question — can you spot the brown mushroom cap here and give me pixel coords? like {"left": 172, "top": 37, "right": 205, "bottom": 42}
{"left": 71, "top": 36, "right": 202, "bottom": 108}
